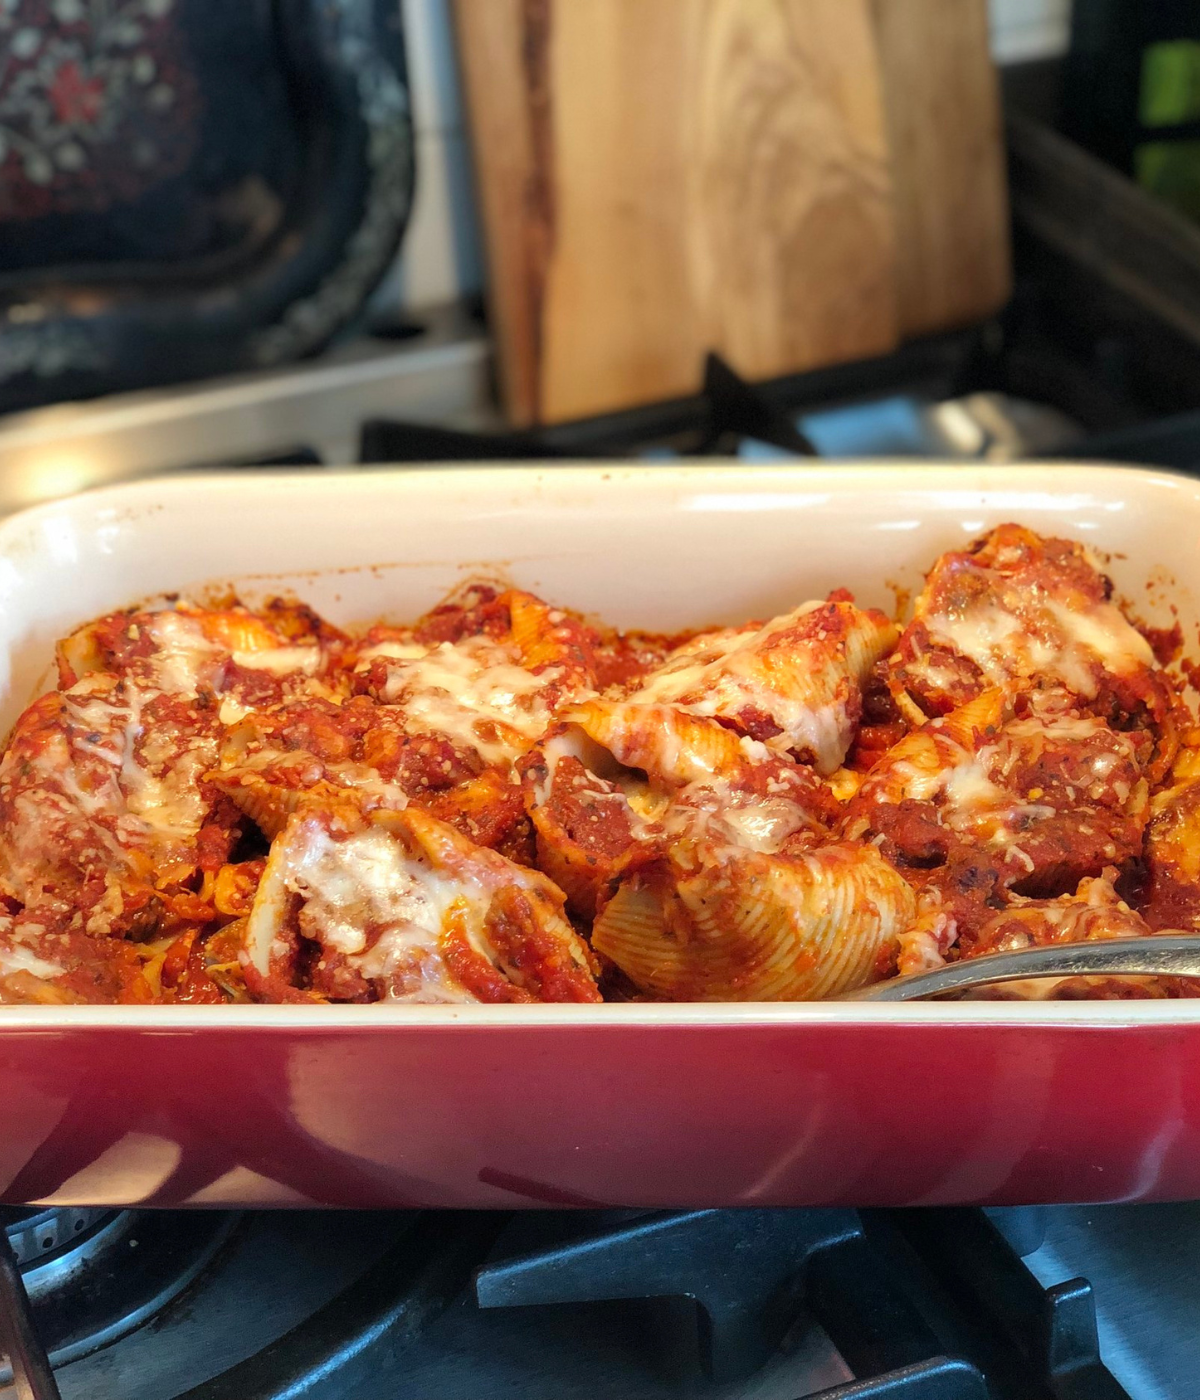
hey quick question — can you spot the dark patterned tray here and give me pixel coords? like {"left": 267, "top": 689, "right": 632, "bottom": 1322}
{"left": 0, "top": 0, "right": 413, "bottom": 414}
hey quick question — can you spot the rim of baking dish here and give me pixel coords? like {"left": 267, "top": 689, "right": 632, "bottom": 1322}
{"left": 0, "top": 999, "right": 1198, "bottom": 1028}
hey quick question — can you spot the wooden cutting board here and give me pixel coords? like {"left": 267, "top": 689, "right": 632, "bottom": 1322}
{"left": 454, "top": 0, "right": 1009, "bottom": 426}
{"left": 871, "top": 0, "right": 1011, "bottom": 338}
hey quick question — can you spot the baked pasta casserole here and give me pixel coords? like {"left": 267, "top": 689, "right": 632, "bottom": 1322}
{"left": 1, "top": 523, "right": 1196, "bottom": 1006}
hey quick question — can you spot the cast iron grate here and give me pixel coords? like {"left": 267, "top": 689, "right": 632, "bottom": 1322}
{"left": 0, "top": 1208, "right": 1137, "bottom": 1398}
{"left": 358, "top": 352, "right": 819, "bottom": 464}
{"left": 474, "top": 1207, "right": 1132, "bottom": 1399}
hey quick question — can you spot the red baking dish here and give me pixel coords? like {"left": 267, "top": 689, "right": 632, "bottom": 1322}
{"left": 2, "top": 462, "right": 1200, "bottom": 1211}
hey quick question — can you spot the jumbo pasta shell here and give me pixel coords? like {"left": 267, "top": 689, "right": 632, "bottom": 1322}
{"left": 625, "top": 600, "right": 899, "bottom": 773}
{"left": 934, "top": 688, "right": 1008, "bottom": 748}
{"left": 564, "top": 700, "right": 749, "bottom": 787}
{"left": 212, "top": 771, "right": 327, "bottom": 840}
{"left": 848, "top": 688, "right": 1007, "bottom": 813}
{"left": 1170, "top": 736, "right": 1200, "bottom": 785}
{"left": 589, "top": 877, "right": 678, "bottom": 971}
{"left": 504, "top": 590, "right": 596, "bottom": 685}
{"left": 55, "top": 621, "right": 108, "bottom": 686}
{"left": 520, "top": 725, "right": 657, "bottom": 918}
{"left": 244, "top": 804, "right": 600, "bottom": 1003}
{"left": 593, "top": 841, "right": 916, "bottom": 1001}
{"left": 533, "top": 828, "right": 609, "bottom": 919}
{"left": 528, "top": 797, "right": 636, "bottom": 919}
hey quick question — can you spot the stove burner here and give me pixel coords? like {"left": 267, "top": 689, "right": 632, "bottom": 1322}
{"left": 1, "top": 1209, "right": 112, "bottom": 1269}
{"left": 0, "top": 1208, "right": 235, "bottom": 1391}
{"left": 172, "top": 1212, "right": 503, "bottom": 1400}
{"left": 0, "top": 1210, "right": 503, "bottom": 1400}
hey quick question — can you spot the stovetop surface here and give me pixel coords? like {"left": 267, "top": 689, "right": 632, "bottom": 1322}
{"left": 1025, "top": 1202, "right": 1200, "bottom": 1400}
{"left": 4, "top": 1201, "right": 1196, "bottom": 1400}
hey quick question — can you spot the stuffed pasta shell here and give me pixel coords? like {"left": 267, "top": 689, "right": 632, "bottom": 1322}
{"left": 622, "top": 598, "right": 898, "bottom": 774}
{"left": 352, "top": 586, "right": 599, "bottom": 768}
{"left": 241, "top": 804, "right": 600, "bottom": 1004}
{"left": 843, "top": 687, "right": 1151, "bottom": 900}
{"left": 950, "top": 873, "right": 1199, "bottom": 1001}
{"left": 520, "top": 702, "right": 839, "bottom": 919}
{"left": 592, "top": 841, "right": 916, "bottom": 1001}
{"left": 57, "top": 599, "right": 348, "bottom": 720}
{"left": 0, "top": 674, "right": 229, "bottom": 940}
{"left": 888, "top": 523, "right": 1176, "bottom": 738}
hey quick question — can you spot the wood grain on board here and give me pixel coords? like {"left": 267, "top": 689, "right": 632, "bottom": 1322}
{"left": 454, "top": 0, "right": 1007, "bottom": 426}
{"left": 871, "top": 0, "right": 1012, "bottom": 337}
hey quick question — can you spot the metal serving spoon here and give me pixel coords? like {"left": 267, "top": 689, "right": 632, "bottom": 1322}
{"left": 839, "top": 935, "right": 1200, "bottom": 1002}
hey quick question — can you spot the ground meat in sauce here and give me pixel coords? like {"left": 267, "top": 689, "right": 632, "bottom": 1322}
{"left": 890, "top": 524, "right": 1177, "bottom": 732}
{"left": 846, "top": 690, "right": 1152, "bottom": 905}
{"left": 538, "top": 756, "right": 639, "bottom": 860}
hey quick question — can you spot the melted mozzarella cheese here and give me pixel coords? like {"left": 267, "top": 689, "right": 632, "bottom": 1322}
{"left": 273, "top": 822, "right": 480, "bottom": 1003}
{"left": 47, "top": 680, "right": 214, "bottom": 848}
{"left": 1046, "top": 599, "right": 1153, "bottom": 674}
{"left": 70, "top": 685, "right": 212, "bottom": 842}
{"left": 218, "top": 696, "right": 255, "bottom": 726}
{"left": 704, "top": 798, "right": 808, "bottom": 854}
{"left": 939, "top": 749, "right": 1055, "bottom": 837}
{"left": 629, "top": 602, "right": 876, "bottom": 775}
{"left": 0, "top": 941, "right": 65, "bottom": 981}
{"left": 630, "top": 624, "right": 761, "bottom": 703}
{"left": 1002, "top": 712, "right": 1108, "bottom": 745}
{"left": 145, "top": 613, "right": 223, "bottom": 694}
{"left": 357, "top": 641, "right": 427, "bottom": 664}
{"left": 230, "top": 646, "right": 323, "bottom": 676}
{"left": 924, "top": 600, "right": 1022, "bottom": 667}
{"left": 122, "top": 744, "right": 211, "bottom": 841}
{"left": 140, "top": 614, "right": 325, "bottom": 696}
{"left": 631, "top": 605, "right": 821, "bottom": 703}
{"left": 289, "top": 826, "right": 432, "bottom": 955}
{"left": 941, "top": 756, "right": 1007, "bottom": 811}
{"left": 922, "top": 589, "right": 1154, "bottom": 700}
{"left": 381, "top": 639, "right": 563, "bottom": 766}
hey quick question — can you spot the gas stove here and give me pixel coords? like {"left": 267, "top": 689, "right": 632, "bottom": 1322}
{"left": 4, "top": 1201, "right": 1196, "bottom": 1399}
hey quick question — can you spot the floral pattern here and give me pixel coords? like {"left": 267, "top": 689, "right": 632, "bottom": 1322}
{"left": 0, "top": 0, "right": 414, "bottom": 405}
{"left": 0, "top": 0, "right": 198, "bottom": 220}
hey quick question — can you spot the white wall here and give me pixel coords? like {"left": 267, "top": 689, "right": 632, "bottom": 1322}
{"left": 388, "top": 0, "right": 1073, "bottom": 312}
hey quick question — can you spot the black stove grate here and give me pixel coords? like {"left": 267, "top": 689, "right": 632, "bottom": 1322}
{"left": 0, "top": 1205, "right": 1135, "bottom": 1399}
{"left": 473, "top": 1208, "right": 1132, "bottom": 1400}
{"left": 358, "top": 353, "right": 815, "bottom": 465}
{"left": 173, "top": 1213, "right": 505, "bottom": 1400}
{"left": 0, "top": 1228, "right": 59, "bottom": 1400}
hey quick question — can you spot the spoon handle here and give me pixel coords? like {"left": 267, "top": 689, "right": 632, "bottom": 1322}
{"left": 839, "top": 935, "right": 1200, "bottom": 1002}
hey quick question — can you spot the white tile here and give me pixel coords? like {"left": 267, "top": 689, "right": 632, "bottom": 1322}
{"left": 988, "top": 0, "right": 1072, "bottom": 61}
{"left": 990, "top": 0, "right": 1069, "bottom": 23}
{"left": 991, "top": 21, "right": 1070, "bottom": 63}
{"left": 401, "top": 0, "right": 466, "bottom": 134}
